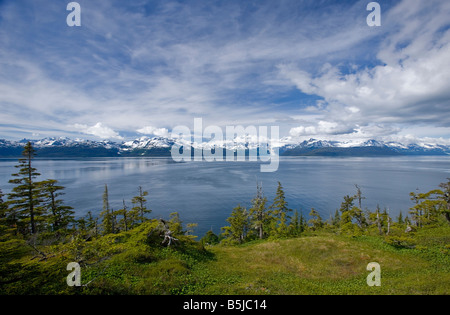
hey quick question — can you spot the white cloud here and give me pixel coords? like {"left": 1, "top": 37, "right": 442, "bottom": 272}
{"left": 0, "top": 0, "right": 449, "bottom": 143}
{"left": 73, "top": 122, "right": 123, "bottom": 140}
{"left": 136, "top": 126, "right": 169, "bottom": 138}
{"left": 280, "top": 0, "right": 450, "bottom": 142}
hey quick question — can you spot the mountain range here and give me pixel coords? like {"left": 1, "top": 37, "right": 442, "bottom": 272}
{"left": 0, "top": 136, "right": 449, "bottom": 158}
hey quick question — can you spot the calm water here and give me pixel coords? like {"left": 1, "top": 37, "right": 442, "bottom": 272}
{"left": 1, "top": 156, "right": 449, "bottom": 237}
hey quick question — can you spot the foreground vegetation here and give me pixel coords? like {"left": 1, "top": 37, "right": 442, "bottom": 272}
{"left": 0, "top": 142, "right": 449, "bottom": 295}
{"left": 1, "top": 220, "right": 449, "bottom": 295}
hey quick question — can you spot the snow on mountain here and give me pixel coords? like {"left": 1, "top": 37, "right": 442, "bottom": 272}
{"left": 122, "top": 136, "right": 174, "bottom": 151}
{"left": 0, "top": 136, "right": 449, "bottom": 156}
{"left": 279, "top": 138, "right": 450, "bottom": 155}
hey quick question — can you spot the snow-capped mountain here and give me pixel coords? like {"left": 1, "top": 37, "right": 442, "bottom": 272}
{"left": 122, "top": 136, "right": 174, "bottom": 151}
{"left": 0, "top": 136, "right": 449, "bottom": 157}
{"left": 280, "top": 138, "right": 450, "bottom": 156}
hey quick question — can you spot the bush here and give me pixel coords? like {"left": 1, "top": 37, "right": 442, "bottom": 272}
{"left": 384, "top": 235, "right": 416, "bottom": 249}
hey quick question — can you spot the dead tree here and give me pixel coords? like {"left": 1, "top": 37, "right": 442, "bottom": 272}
{"left": 159, "top": 219, "right": 178, "bottom": 247}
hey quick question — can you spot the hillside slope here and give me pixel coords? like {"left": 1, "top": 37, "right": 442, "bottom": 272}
{"left": 1, "top": 222, "right": 449, "bottom": 295}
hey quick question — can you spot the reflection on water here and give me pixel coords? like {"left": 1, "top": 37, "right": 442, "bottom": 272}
{"left": 0, "top": 156, "right": 449, "bottom": 237}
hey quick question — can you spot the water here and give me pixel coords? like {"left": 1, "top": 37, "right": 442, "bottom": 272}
{"left": 1, "top": 156, "right": 449, "bottom": 237}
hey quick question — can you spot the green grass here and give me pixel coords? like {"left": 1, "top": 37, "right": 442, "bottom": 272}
{"left": 184, "top": 228, "right": 450, "bottom": 295}
{"left": 1, "top": 221, "right": 449, "bottom": 295}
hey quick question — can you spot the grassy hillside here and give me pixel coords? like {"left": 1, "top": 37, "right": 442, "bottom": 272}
{"left": 190, "top": 231, "right": 449, "bottom": 295}
{"left": 1, "top": 220, "right": 448, "bottom": 295}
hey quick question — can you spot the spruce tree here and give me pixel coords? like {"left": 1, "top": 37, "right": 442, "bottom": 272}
{"left": 0, "top": 189, "right": 14, "bottom": 239}
{"left": 288, "top": 209, "right": 301, "bottom": 236}
{"left": 331, "top": 209, "right": 341, "bottom": 227}
{"left": 200, "top": 230, "right": 219, "bottom": 245}
{"left": 100, "top": 184, "right": 113, "bottom": 234}
{"left": 222, "top": 204, "right": 249, "bottom": 243}
{"left": 7, "top": 142, "right": 43, "bottom": 235}
{"left": 115, "top": 199, "right": 130, "bottom": 232}
{"left": 270, "top": 181, "right": 292, "bottom": 237}
{"left": 168, "top": 212, "right": 183, "bottom": 235}
{"left": 339, "top": 195, "right": 355, "bottom": 234}
{"left": 85, "top": 211, "right": 98, "bottom": 237}
{"left": 249, "top": 182, "right": 268, "bottom": 239}
{"left": 308, "top": 208, "right": 324, "bottom": 231}
{"left": 38, "top": 179, "right": 74, "bottom": 232}
{"left": 131, "top": 186, "right": 151, "bottom": 223}
{"left": 397, "top": 211, "right": 404, "bottom": 224}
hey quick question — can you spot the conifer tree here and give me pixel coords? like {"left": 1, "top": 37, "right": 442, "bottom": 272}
{"left": 397, "top": 211, "right": 404, "bottom": 225}
{"left": 115, "top": 199, "right": 130, "bottom": 232}
{"left": 222, "top": 204, "right": 249, "bottom": 243}
{"left": 200, "top": 229, "right": 219, "bottom": 245}
{"left": 270, "top": 181, "right": 292, "bottom": 237}
{"left": 85, "top": 211, "right": 98, "bottom": 237}
{"left": 288, "top": 209, "right": 301, "bottom": 236}
{"left": 354, "top": 184, "right": 366, "bottom": 209}
{"left": 249, "top": 182, "right": 268, "bottom": 239}
{"left": 7, "top": 142, "right": 43, "bottom": 235}
{"left": 131, "top": 186, "right": 151, "bottom": 223}
{"left": 331, "top": 209, "right": 341, "bottom": 227}
{"left": 339, "top": 195, "right": 355, "bottom": 234}
{"left": 0, "top": 189, "right": 14, "bottom": 239}
{"left": 100, "top": 184, "right": 113, "bottom": 234}
{"left": 168, "top": 212, "right": 183, "bottom": 235}
{"left": 38, "top": 179, "right": 74, "bottom": 231}
{"left": 308, "top": 208, "right": 324, "bottom": 231}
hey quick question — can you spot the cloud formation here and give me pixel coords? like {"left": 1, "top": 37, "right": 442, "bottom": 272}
{"left": 0, "top": 0, "right": 448, "bottom": 143}
{"left": 73, "top": 123, "right": 123, "bottom": 140}
{"left": 281, "top": 0, "right": 450, "bottom": 142}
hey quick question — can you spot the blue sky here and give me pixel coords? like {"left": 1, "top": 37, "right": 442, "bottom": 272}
{"left": 0, "top": 0, "right": 449, "bottom": 144}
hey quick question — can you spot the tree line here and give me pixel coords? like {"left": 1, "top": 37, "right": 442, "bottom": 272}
{"left": 0, "top": 142, "right": 167, "bottom": 243}
{"left": 216, "top": 180, "right": 450, "bottom": 245}
{"left": 1, "top": 142, "right": 449, "bottom": 249}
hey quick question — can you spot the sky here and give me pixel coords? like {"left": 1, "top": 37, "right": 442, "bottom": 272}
{"left": 0, "top": 0, "right": 450, "bottom": 144}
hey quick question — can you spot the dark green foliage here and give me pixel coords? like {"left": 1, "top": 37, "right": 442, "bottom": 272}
{"left": 131, "top": 186, "right": 151, "bottom": 224}
{"left": 200, "top": 230, "right": 220, "bottom": 246}
{"left": 221, "top": 205, "right": 249, "bottom": 244}
{"left": 248, "top": 182, "right": 269, "bottom": 240}
{"left": 269, "top": 181, "right": 292, "bottom": 237}
{"left": 7, "top": 142, "right": 42, "bottom": 235}
{"left": 38, "top": 179, "right": 75, "bottom": 232}
{"left": 100, "top": 184, "right": 113, "bottom": 235}
{"left": 308, "top": 208, "right": 324, "bottom": 231}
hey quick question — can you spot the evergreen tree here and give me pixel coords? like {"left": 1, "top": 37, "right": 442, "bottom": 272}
{"left": 248, "top": 182, "right": 269, "bottom": 239}
{"left": 397, "top": 211, "right": 404, "bottom": 225}
{"left": 354, "top": 184, "right": 366, "bottom": 209}
{"left": 115, "top": 199, "right": 131, "bottom": 232}
{"left": 131, "top": 186, "right": 151, "bottom": 223}
{"left": 352, "top": 184, "right": 367, "bottom": 228}
{"left": 85, "top": 211, "right": 99, "bottom": 237}
{"left": 331, "top": 209, "right": 341, "bottom": 227}
{"left": 270, "top": 181, "right": 292, "bottom": 237}
{"left": 308, "top": 208, "right": 324, "bottom": 231}
{"left": 339, "top": 195, "right": 355, "bottom": 234}
{"left": 222, "top": 204, "right": 249, "bottom": 243}
{"left": 409, "top": 185, "right": 449, "bottom": 226}
{"left": 299, "top": 211, "right": 307, "bottom": 233}
{"left": 7, "top": 142, "right": 43, "bottom": 235}
{"left": 100, "top": 184, "right": 113, "bottom": 234}
{"left": 0, "top": 189, "right": 14, "bottom": 239}
{"left": 185, "top": 223, "right": 198, "bottom": 238}
{"left": 38, "top": 179, "right": 74, "bottom": 232}
{"left": 288, "top": 209, "right": 301, "bottom": 236}
{"left": 200, "top": 229, "right": 219, "bottom": 245}
{"left": 168, "top": 212, "right": 183, "bottom": 235}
